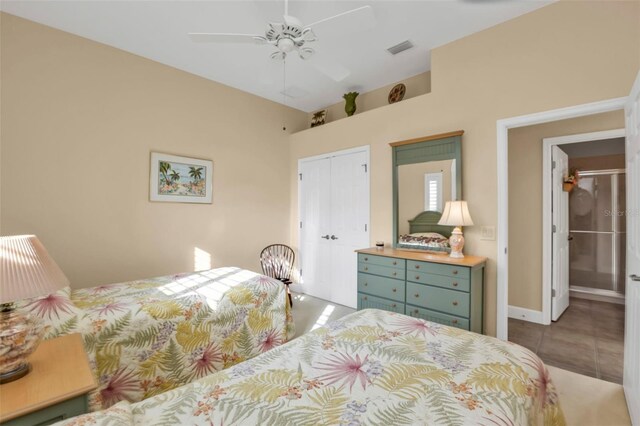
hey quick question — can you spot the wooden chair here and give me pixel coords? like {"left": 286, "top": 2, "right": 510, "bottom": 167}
{"left": 260, "top": 244, "right": 295, "bottom": 307}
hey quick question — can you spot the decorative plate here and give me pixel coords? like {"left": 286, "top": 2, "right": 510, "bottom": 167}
{"left": 388, "top": 83, "right": 406, "bottom": 104}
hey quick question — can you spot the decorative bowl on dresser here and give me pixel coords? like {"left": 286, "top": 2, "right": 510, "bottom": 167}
{"left": 0, "top": 333, "right": 96, "bottom": 426}
{"left": 356, "top": 247, "right": 486, "bottom": 333}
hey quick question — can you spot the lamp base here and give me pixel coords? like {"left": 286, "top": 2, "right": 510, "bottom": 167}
{"left": 448, "top": 227, "right": 465, "bottom": 258}
{"left": 0, "top": 362, "right": 30, "bottom": 384}
{"left": 0, "top": 307, "right": 45, "bottom": 384}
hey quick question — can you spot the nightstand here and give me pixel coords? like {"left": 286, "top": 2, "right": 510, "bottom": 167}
{"left": 0, "top": 333, "right": 96, "bottom": 426}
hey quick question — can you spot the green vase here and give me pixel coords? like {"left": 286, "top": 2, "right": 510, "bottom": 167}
{"left": 343, "top": 92, "right": 359, "bottom": 117}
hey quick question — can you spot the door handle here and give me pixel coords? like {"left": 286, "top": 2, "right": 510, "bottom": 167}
{"left": 568, "top": 236, "right": 574, "bottom": 241}
{"left": 321, "top": 235, "right": 330, "bottom": 240}
{"left": 631, "top": 274, "right": 640, "bottom": 282}
{"left": 330, "top": 235, "right": 338, "bottom": 240}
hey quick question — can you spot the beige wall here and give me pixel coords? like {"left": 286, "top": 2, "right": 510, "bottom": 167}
{"left": 290, "top": 1, "right": 640, "bottom": 336}
{"left": 508, "top": 111, "right": 624, "bottom": 311}
{"left": 398, "top": 159, "right": 452, "bottom": 235}
{"left": 309, "top": 71, "right": 431, "bottom": 127}
{"left": 0, "top": 13, "right": 308, "bottom": 288}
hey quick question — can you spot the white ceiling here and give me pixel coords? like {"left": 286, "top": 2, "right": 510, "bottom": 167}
{"left": 0, "top": 0, "right": 553, "bottom": 112}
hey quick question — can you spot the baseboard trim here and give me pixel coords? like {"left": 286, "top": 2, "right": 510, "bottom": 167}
{"left": 508, "top": 305, "right": 545, "bottom": 324}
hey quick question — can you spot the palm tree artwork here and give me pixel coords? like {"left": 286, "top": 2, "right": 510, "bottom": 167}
{"left": 157, "top": 159, "right": 207, "bottom": 197}
{"left": 189, "top": 167, "right": 203, "bottom": 182}
{"left": 159, "top": 161, "right": 172, "bottom": 186}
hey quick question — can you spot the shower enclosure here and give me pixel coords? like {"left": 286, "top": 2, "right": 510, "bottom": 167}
{"left": 569, "top": 169, "right": 626, "bottom": 300}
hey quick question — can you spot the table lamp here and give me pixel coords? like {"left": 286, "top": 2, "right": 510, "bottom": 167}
{"left": 438, "top": 201, "right": 474, "bottom": 258}
{"left": 0, "top": 235, "right": 69, "bottom": 383}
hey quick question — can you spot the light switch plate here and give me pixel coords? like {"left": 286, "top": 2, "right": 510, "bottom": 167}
{"left": 480, "top": 226, "right": 496, "bottom": 241}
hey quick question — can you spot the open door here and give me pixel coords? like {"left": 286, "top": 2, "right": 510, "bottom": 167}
{"left": 624, "top": 69, "right": 640, "bottom": 425}
{"left": 551, "top": 145, "right": 570, "bottom": 321}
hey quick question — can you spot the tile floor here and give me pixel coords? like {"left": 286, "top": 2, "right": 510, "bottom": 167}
{"left": 508, "top": 297, "right": 625, "bottom": 384}
{"left": 289, "top": 291, "right": 356, "bottom": 337}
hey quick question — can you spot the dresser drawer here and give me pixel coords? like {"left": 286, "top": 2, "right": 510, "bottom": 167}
{"left": 357, "top": 293, "right": 404, "bottom": 314}
{"left": 407, "top": 271, "right": 470, "bottom": 292}
{"left": 358, "top": 263, "right": 405, "bottom": 280}
{"left": 358, "top": 254, "right": 405, "bottom": 270}
{"left": 406, "top": 305, "right": 469, "bottom": 330}
{"left": 407, "top": 282, "right": 470, "bottom": 317}
{"left": 357, "top": 273, "right": 405, "bottom": 302}
{"left": 407, "top": 260, "right": 470, "bottom": 279}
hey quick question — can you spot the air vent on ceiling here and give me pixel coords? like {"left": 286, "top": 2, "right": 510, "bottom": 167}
{"left": 387, "top": 40, "right": 414, "bottom": 55}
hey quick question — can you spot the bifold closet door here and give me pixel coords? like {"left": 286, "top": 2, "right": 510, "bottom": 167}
{"left": 299, "top": 157, "right": 332, "bottom": 302}
{"left": 299, "top": 149, "right": 369, "bottom": 309}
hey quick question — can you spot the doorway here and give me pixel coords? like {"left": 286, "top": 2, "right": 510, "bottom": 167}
{"left": 297, "top": 146, "right": 370, "bottom": 309}
{"left": 543, "top": 129, "right": 627, "bottom": 321}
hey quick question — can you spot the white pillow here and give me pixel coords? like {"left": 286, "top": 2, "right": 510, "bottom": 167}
{"left": 410, "top": 232, "right": 447, "bottom": 239}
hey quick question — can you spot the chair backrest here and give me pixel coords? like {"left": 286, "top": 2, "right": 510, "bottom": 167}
{"left": 260, "top": 244, "right": 295, "bottom": 281}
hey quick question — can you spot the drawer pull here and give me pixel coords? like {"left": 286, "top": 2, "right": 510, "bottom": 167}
{"left": 364, "top": 267, "right": 368, "bottom": 271}
{"left": 392, "top": 288, "right": 397, "bottom": 293}
{"left": 415, "top": 275, "right": 420, "bottom": 280}
{"left": 413, "top": 309, "right": 419, "bottom": 314}
{"left": 363, "top": 296, "right": 368, "bottom": 301}
{"left": 452, "top": 270, "right": 458, "bottom": 275}
{"left": 414, "top": 293, "right": 420, "bottom": 298}
{"left": 392, "top": 272, "right": 397, "bottom": 276}
{"left": 391, "top": 304, "right": 397, "bottom": 308}
{"left": 452, "top": 301, "right": 459, "bottom": 306}
{"left": 364, "top": 257, "right": 368, "bottom": 261}
{"left": 452, "top": 282, "right": 458, "bottom": 287}
{"left": 364, "top": 282, "right": 368, "bottom": 286}
{"left": 415, "top": 265, "right": 420, "bottom": 269}
{"left": 452, "top": 319, "right": 458, "bottom": 325}
{"left": 393, "top": 261, "right": 397, "bottom": 265}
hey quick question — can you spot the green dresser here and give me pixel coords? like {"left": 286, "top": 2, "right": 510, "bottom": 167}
{"left": 356, "top": 248, "right": 486, "bottom": 333}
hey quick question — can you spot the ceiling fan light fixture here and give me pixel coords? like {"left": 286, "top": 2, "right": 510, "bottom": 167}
{"left": 271, "top": 51, "right": 286, "bottom": 61}
{"left": 277, "top": 37, "right": 295, "bottom": 52}
{"left": 299, "top": 47, "right": 314, "bottom": 60}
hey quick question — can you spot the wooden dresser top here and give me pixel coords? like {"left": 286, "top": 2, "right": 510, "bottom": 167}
{"left": 356, "top": 247, "right": 487, "bottom": 268}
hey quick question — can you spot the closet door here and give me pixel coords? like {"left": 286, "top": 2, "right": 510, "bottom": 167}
{"left": 298, "top": 147, "right": 370, "bottom": 309}
{"left": 329, "top": 151, "right": 369, "bottom": 308}
{"left": 299, "top": 157, "right": 332, "bottom": 301}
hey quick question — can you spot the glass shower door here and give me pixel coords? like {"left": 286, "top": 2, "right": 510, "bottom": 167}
{"left": 569, "top": 170, "right": 626, "bottom": 297}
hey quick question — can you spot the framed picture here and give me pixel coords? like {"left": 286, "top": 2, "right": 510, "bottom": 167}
{"left": 150, "top": 152, "right": 213, "bottom": 204}
{"left": 310, "top": 109, "right": 327, "bottom": 127}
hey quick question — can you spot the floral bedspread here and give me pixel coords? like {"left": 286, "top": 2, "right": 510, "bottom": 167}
{"left": 55, "top": 309, "right": 565, "bottom": 426}
{"left": 19, "top": 267, "right": 293, "bottom": 411}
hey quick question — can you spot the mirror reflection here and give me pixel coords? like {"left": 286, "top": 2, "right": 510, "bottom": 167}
{"left": 397, "top": 159, "right": 456, "bottom": 233}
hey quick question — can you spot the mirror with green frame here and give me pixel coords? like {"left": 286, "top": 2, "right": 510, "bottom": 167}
{"left": 391, "top": 131, "right": 463, "bottom": 251}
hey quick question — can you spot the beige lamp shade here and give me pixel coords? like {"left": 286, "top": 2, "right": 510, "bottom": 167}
{"left": 438, "top": 201, "right": 474, "bottom": 227}
{"left": 0, "top": 235, "right": 69, "bottom": 304}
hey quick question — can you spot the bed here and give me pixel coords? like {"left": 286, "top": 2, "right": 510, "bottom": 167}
{"left": 18, "top": 267, "right": 293, "bottom": 412}
{"left": 54, "top": 309, "right": 566, "bottom": 426}
{"left": 398, "top": 210, "right": 452, "bottom": 252}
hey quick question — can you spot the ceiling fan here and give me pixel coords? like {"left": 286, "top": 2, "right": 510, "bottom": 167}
{"left": 188, "top": 0, "right": 375, "bottom": 82}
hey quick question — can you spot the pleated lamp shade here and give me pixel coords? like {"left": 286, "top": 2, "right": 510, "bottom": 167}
{"left": 0, "top": 235, "right": 69, "bottom": 304}
{"left": 438, "top": 201, "right": 474, "bottom": 227}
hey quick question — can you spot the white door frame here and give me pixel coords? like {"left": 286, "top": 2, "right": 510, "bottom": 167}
{"left": 542, "top": 129, "right": 626, "bottom": 325}
{"left": 297, "top": 145, "right": 371, "bottom": 291}
{"left": 496, "top": 97, "right": 627, "bottom": 340}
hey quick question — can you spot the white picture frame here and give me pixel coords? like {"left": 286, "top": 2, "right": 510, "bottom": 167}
{"left": 150, "top": 152, "right": 213, "bottom": 204}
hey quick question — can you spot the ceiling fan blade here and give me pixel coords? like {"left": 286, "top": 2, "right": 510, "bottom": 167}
{"left": 306, "top": 6, "right": 375, "bottom": 37}
{"left": 188, "top": 33, "right": 267, "bottom": 44}
{"left": 308, "top": 54, "right": 350, "bottom": 82}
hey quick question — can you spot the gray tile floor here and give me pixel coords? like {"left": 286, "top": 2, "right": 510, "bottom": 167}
{"left": 289, "top": 291, "right": 356, "bottom": 338}
{"left": 508, "top": 298, "right": 625, "bottom": 384}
